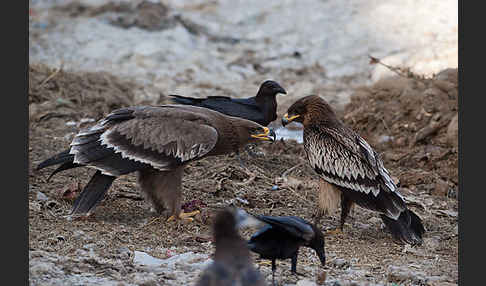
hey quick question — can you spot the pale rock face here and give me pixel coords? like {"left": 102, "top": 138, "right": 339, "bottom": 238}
{"left": 30, "top": 0, "right": 457, "bottom": 107}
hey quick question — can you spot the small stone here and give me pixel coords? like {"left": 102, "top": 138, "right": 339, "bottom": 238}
{"left": 316, "top": 271, "right": 326, "bottom": 285}
{"left": 133, "top": 251, "right": 164, "bottom": 267}
{"left": 446, "top": 114, "right": 458, "bottom": 147}
{"left": 117, "top": 247, "right": 132, "bottom": 259}
{"left": 83, "top": 243, "right": 97, "bottom": 251}
{"left": 368, "top": 216, "right": 382, "bottom": 225}
{"left": 332, "top": 258, "right": 349, "bottom": 269}
{"left": 387, "top": 265, "right": 427, "bottom": 284}
{"left": 377, "top": 135, "right": 393, "bottom": 144}
{"left": 130, "top": 272, "right": 158, "bottom": 286}
{"left": 72, "top": 230, "right": 85, "bottom": 240}
{"left": 395, "top": 136, "right": 408, "bottom": 147}
{"left": 30, "top": 262, "right": 54, "bottom": 276}
{"left": 431, "top": 179, "right": 449, "bottom": 197}
{"left": 36, "top": 191, "right": 48, "bottom": 201}
{"left": 296, "top": 279, "right": 318, "bottom": 286}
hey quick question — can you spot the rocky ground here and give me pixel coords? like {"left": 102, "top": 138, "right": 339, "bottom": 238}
{"left": 29, "top": 64, "right": 458, "bottom": 285}
{"left": 29, "top": 0, "right": 458, "bottom": 285}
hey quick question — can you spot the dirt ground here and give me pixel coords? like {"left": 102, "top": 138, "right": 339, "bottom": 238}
{"left": 28, "top": 63, "right": 458, "bottom": 286}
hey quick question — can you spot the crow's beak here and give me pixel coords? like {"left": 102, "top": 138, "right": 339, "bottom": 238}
{"left": 251, "top": 127, "right": 275, "bottom": 141}
{"left": 277, "top": 88, "right": 287, "bottom": 96}
{"left": 282, "top": 113, "right": 300, "bottom": 126}
{"left": 316, "top": 248, "right": 326, "bottom": 266}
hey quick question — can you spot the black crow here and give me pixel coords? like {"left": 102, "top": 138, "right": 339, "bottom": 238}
{"left": 247, "top": 215, "right": 326, "bottom": 285}
{"left": 169, "top": 80, "right": 287, "bottom": 126}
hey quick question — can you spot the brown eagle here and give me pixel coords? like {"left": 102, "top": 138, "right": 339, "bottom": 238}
{"left": 282, "top": 95, "right": 425, "bottom": 245}
{"left": 36, "top": 105, "right": 275, "bottom": 221}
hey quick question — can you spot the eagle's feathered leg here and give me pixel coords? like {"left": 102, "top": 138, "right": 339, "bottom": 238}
{"left": 138, "top": 166, "right": 199, "bottom": 222}
{"left": 339, "top": 193, "right": 354, "bottom": 231}
{"left": 325, "top": 192, "right": 354, "bottom": 235}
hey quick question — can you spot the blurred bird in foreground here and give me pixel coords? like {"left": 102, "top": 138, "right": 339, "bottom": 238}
{"left": 195, "top": 207, "right": 267, "bottom": 286}
{"left": 282, "top": 95, "right": 425, "bottom": 245}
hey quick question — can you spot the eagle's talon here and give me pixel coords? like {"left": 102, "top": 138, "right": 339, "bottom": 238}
{"left": 166, "top": 210, "right": 200, "bottom": 222}
{"left": 326, "top": 228, "right": 343, "bottom": 235}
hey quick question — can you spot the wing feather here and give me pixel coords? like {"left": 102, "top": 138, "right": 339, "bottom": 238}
{"left": 305, "top": 126, "right": 397, "bottom": 197}
{"left": 71, "top": 105, "right": 219, "bottom": 173}
{"left": 254, "top": 215, "right": 314, "bottom": 242}
{"left": 100, "top": 107, "right": 219, "bottom": 168}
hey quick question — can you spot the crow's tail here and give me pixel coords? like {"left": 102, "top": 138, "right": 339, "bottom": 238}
{"left": 169, "top": 94, "right": 204, "bottom": 106}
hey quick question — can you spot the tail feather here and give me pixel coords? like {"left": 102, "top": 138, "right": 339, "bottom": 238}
{"left": 380, "top": 209, "right": 425, "bottom": 246}
{"left": 71, "top": 170, "right": 115, "bottom": 215}
{"left": 36, "top": 149, "right": 74, "bottom": 170}
{"left": 36, "top": 149, "right": 82, "bottom": 181}
{"left": 169, "top": 94, "right": 204, "bottom": 106}
{"left": 46, "top": 161, "right": 82, "bottom": 182}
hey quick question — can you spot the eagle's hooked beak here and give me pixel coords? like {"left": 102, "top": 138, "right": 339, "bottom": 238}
{"left": 282, "top": 113, "right": 300, "bottom": 126}
{"left": 251, "top": 127, "right": 276, "bottom": 142}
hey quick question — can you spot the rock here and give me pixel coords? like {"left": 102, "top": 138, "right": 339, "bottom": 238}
{"left": 435, "top": 68, "right": 458, "bottom": 85}
{"left": 72, "top": 230, "right": 85, "bottom": 240}
{"left": 36, "top": 191, "right": 48, "bottom": 201}
{"left": 395, "top": 136, "right": 409, "bottom": 147}
{"left": 332, "top": 258, "right": 349, "bottom": 269}
{"left": 316, "top": 271, "right": 326, "bottom": 285}
{"left": 431, "top": 179, "right": 449, "bottom": 197}
{"left": 368, "top": 216, "right": 382, "bottom": 225}
{"left": 436, "top": 209, "right": 458, "bottom": 218}
{"left": 129, "top": 272, "right": 158, "bottom": 286}
{"left": 446, "top": 114, "right": 458, "bottom": 147}
{"left": 387, "top": 265, "right": 426, "bottom": 284}
{"left": 377, "top": 135, "right": 393, "bottom": 144}
{"left": 30, "top": 261, "right": 57, "bottom": 276}
{"left": 82, "top": 243, "right": 97, "bottom": 251}
{"left": 117, "top": 247, "right": 132, "bottom": 260}
{"left": 133, "top": 251, "right": 164, "bottom": 266}
{"left": 191, "top": 258, "right": 213, "bottom": 271}
{"left": 296, "top": 279, "right": 318, "bottom": 286}
{"left": 427, "top": 281, "right": 457, "bottom": 286}
{"left": 162, "top": 251, "right": 209, "bottom": 270}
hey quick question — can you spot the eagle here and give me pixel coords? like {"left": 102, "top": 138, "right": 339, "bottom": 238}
{"left": 247, "top": 215, "right": 326, "bottom": 285}
{"left": 195, "top": 208, "right": 267, "bottom": 286}
{"left": 282, "top": 95, "right": 425, "bottom": 245}
{"left": 36, "top": 105, "right": 275, "bottom": 221}
{"left": 169, "top": 80, "right": 287, "bottom": 126}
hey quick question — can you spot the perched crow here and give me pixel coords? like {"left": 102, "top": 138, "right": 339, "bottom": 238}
{"left": 195, "top": 208, "right": 267, "bottom": 286}
{"left": 169, "top": 80, "right": 287, "bottom": 126}
{"left": 282, "top": 95, "right": 426, "bottom": 245}
{"left": 247, "top": 215, "right": 326, "bottom": 285}
{"left": 36, "top": 105, "right": 275, "bottom": 221}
